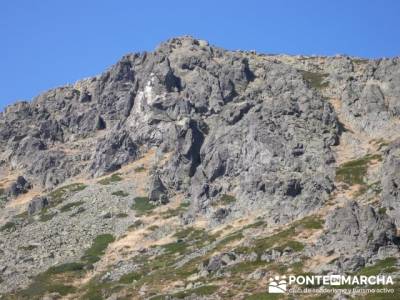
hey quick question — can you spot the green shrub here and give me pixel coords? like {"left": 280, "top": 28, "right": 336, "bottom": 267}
{"left": 358, "top": 257, "right": 397, "bottom": 276}
{"left": 290, "top": 261, "right": 305, "bottom": 274}
{"left": 134, "top": 166, "right": 146, "bottom": 173}
{"left": 220, "top": 194, "right": 236, "bottom": 205}
{"left": 214, "top": 232, "right": 244, "bottom": 251}
{"left": 378, "top": 207, "right": 387, "bottom": 215}
{"left": 98, "top": 173, "right": 123, "bottom": 185}
{"left": 79, "top": 277, "right": 113, "bottom": 300}
{"left": 230, "top": 260, "right": 267, "bottom": 274}
{"left": 119, "top": 272, "right": 142, "bottom": 284}
{"left": 235, "top": 227, "right": 296, "bottom": 256}
{"left": 47, "top": 262, "right": 85, "bottom": 274}
{"left": 40, "top": 211, "right": 57, "bottom": 222}
{"left": 174, "top": 227, "right": 204, "bottom": 239}
{"left": 15, "top": 211, "right": 29, "bottom": 219}
{"left": 48, "top": 183, "right": 87, "bottom": 206}
{"left": 299, "top": 70, "right": 329, "bottom": 89}
{"left": 275, "top": 240, "right": 304, "bottom": 252}
{"left": 112, "top": 190, "right": 129, "bottom": 197}
{"left": 212, "top": 194, "right": 237, "bottom": 206}
{"left": 81, "top": 234, "right": 115, "bottom": 264}
{"left": 18, "top": 262, "right": 82, "bottom": 298}
{"left": 161, "top": 240, "right": 188, "bottom": 254}
{"left": 19, "top": 245, "right": 38, "bottom": 251}
{"left": 131, "top": 197, "right": 155, "bottom": 215}
{"left": 116, "top": 212, "right": 129, "bottom": 218}
{"left": 0, "top": 221, "right": 16, "bottom": 232}
{"left": 296, "top": 216, "right": 324, "bottom": 229}
{"left": 60, "top": 201, "right": 84, "bottom": 212}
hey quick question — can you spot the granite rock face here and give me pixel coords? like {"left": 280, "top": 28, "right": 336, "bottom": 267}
{"left": 0, "top": 37, "right": 341, "bottom": 222}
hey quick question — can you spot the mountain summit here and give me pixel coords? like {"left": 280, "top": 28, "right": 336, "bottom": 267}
{"left": 1, "top": 37, "right": 400, "bottom": 299}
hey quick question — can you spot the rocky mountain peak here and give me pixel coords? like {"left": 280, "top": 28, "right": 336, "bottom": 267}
{"left": 0, "top": 38, "right": 400, "bottom": 299}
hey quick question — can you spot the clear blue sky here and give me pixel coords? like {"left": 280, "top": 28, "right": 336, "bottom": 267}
{"left": 1, "top": 0, "right": 399, "bottom": 110}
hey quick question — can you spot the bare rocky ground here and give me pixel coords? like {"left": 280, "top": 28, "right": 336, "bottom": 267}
{"left": 0, "top": 37, "right": 400, "bottom": 299}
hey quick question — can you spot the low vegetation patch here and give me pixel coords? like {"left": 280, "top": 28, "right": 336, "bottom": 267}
{"left": 234, "top": 215, "right": 319, "bottom": 257}
{"left": 171, "top": 285, "right": 218, "bottom": 298}
{"left": 161, "top": 240, "right": 188, "bottom": 255}
{"left": 112, "top": 190, "right": 129, "bottom": 197}
{"left": 161, "top": 201, "right": 190, "bottom": 218}
{"left": 275, "top": 240, "right": 305, "bottom": 252}
{"left": 131, "top": 197, "right": 155, "bottom": 215}
{"left": 299, "top": 70, "right": 329, "bottom": 89}
{"left": 48, "top": 183, "right": 87, "bottom": 206}
{"left": 358, "top": 257, "right": 397, "bottom": 276}
{"left": 0, "top": 221, "right": 16, "bottom": 232}
{"left": 295, "top": 215, "right": 324, "bottom": 229}
{"left": 134, "top": 166, "right": 146, "bottom": 173}
{"left": 39, "top": 211, "right": 57, "bottom": 222}
{"left": 47, "top": 262, "right": 85, "bottom": 274}
{"left": 15, "top": 211, "right": 29, "bottom": 219}
{"left": 79, "top": 276, "right": 114, "bottom": 300}
{"left": 220, "top": 194, "right": 236, "bottom": 205}
{"left": 60, "top": 201, "right": 84, "bottom": 212}
{"left": 236, "top": 227, "right": 296, "bottom": 256}
{"left": 214, "top": 231, "right": 244, "bottom": 251}
{"left": 19, "top": 245, "right": 38, "bottom": 251}
{"left": 17, "top": 262, "right": 85, "bottom": 298}
{"left": 116, "top": 212, "right": 129, "bottom": 218}
{"left": 378, "top": 207, "right": 387, "bottom": 215}
{"left": 119, "top": 271, "right": 142, "bottom": 284}
{"left": 336, "top": 154, "right": 382, "bottom": 185}
{"left": 212, "top": 194, "right": 237, "bottom": 206}
{"left": 81, "top": 234, "right": 115, "bottom": 264}
{"left": 98, "top": 173, "right": 123, "bottom": 185}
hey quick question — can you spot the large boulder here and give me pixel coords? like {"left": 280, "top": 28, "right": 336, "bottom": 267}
{"left": 315, "top": 201, "right": 399, "bottom": 270}
{"left": 6, "top": 176, "right": 31, "bottom": 199}
{"left": 27, "top": 196, "right": 49, "bottom": 215}
{"left": 148, "top": 174, "right": 168, "bottom": 204}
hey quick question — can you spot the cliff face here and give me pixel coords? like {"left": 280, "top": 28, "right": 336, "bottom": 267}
{"left": 0, "top": 37, "right": 399, "bottom": 299}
